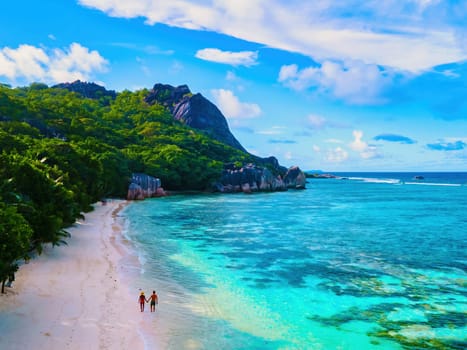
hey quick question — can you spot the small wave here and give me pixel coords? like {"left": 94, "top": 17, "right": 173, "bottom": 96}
{"left": 404, "top": 182, "right": 462, "bottom": 187}
{"left": 346, "top": 177, "right": 463, "bottom": 187}
{"left": 347, "top": 177, "right": 401, "bottom": 184}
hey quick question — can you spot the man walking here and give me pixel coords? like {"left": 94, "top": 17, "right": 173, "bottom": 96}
{"left": 147, "top": 290, "right": 158, "bottom": 312}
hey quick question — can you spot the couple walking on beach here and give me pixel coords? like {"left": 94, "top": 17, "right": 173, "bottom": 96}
{"left": 139, "top": 290, "right": 158, "bottom": 312}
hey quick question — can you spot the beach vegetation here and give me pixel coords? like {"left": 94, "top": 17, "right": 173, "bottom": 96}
{"left": 0, "top": 202, "right": 33, "bottom": 293}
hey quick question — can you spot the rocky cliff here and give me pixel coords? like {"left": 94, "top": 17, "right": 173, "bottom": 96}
{"left": 145, "top": 83, "right": 246, "bottom": 152}
{"left": 172, "top": 93, "right": 247, "bottom": 152}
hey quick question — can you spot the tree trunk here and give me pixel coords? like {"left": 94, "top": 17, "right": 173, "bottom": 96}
{"left": 1, "top": 279, "right": 5, "bottom": 294}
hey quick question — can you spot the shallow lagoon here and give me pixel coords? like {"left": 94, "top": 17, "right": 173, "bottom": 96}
{"left": 123, "top": 173, "right": 467, "bottom": 349}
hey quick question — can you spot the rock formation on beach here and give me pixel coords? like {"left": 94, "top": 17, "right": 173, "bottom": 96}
{"left": 128, "top": 163, "right": 307, "bottom": 197}
{"left": 214, "top": 163, "right": 306, "bottom": 194}
{"left": 283, "top": 166, "right": 307, "bottom": 189}
{"left": 127, "top": 173, "right": 167, "bottom": 200}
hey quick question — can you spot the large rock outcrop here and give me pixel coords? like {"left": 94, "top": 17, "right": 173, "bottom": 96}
{"left": 214, "top": 164, "right": 306, "bottom": 193}
{"left": 53, "top": 80, "right": 117, "bottom": 101}
{"left": 145, "top": 83, "right": 246, "bottom": 152}
{"left": 127, "top": 173, "right": 166, "bottom": 200}
{"left": 283, "top": 166, "right": 307, "bottom": 189}
{"left": 173, "top": 93, "right": 247, "bottom": 152}
{"left": 144, "top": 83, "right": 190, "bottom": 112}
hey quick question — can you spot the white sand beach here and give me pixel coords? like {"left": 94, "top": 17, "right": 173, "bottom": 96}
{"left": 0, "top": 200, "right": 146, "bottom": 350}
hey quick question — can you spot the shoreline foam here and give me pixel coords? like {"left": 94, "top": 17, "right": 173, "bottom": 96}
{"left": 0, "top": 200, "right": 146, "bottom": 350}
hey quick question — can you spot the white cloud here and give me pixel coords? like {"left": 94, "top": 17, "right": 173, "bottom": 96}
{"left": 360, "top": 146, "right": 380, "bottom": 159}
{"left": 143, "top": 45, "right": 174, "bottom": 55}
{"left": 0, "top": 43, "right": 108, "bottom": 84}
{"left": 226, "top": 71, "right": 238, "bottom": 81}
{"left": 110, "top": 42, "right": 174, "bottom": 55}
{"left": 225, "top": 71, "right": 248, "bottom": 93}
{"left": 326, "top": 147, "right": 349, "bottom": 163}
{"left": 279, "top": 60, "right": 392, "bottom": 104}
{"left": 256, "top": 126, "right": 286, "bottom": 135}
{"left": 349, "top": 130, "right": 368, "bottom": 152}
{"left": 349, "top": 130, "right": 380, "bottom": 159}
{"left": 49, "top": 43, "right": 109, "bottom": 82}
{"left": 211, "top": 89, "right": 261, "bottom": 119}
{"left": 325, "top": 138, "right": 343, "bottom": 144}
{"left": 446, "top": 136, "right": 467, "bottom": 143}
{"left": 136, "top": 56, "right": 151, "bottom": 76}
{"left": 413, "top": 0, "right": 440, "bottom": 10}
{"left": 78, "top": 0, "right": 467, "bottom": 72}
{"left": 0, "top": 45, "right": 49, "bottom": 80}
{"left": 170, "top": 61, "right": 184, "bottom": 74}
{"left": 307, "top": 114, "right": 328, "bottom": 129}
{"left": 278, "top": 64, "right": 298, "bottom": 82}
{"left": 196, "top": 48, "right": 258, "bottom": 67}
{"left": 224, "top": 71, "right": 246, "bottom": 91}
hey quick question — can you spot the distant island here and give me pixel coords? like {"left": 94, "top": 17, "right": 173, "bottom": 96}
{"left": 305, "top": 172, "right": 338, "bottom": 179}
{"left": 0, "top": 80, "right": 305, "bottom": 291}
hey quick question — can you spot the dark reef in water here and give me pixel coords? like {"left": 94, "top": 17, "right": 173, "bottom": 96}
{"left": 308, "top": 278, "right": 466, "bottom": 349}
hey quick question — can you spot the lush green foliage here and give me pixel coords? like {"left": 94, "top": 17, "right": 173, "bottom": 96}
{"left": 0, "top": 202, "right": 33, "bottom": 293}
{"left": 0, "top": 83, "right": 253, "bottom": 289}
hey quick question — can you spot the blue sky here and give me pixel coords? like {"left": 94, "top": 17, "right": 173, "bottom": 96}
{"left": 1, "top": 0, "right": 467, "bottom": 171}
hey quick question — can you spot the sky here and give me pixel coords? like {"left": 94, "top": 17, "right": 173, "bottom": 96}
{"left": 1, "top": 0, "right": 467, "bottom": 171}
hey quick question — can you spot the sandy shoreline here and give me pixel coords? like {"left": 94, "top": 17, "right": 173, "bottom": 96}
{"left": 0, "top": 200, "right": 147, "bottom": 350}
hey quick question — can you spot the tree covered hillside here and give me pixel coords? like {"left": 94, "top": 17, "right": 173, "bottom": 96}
{"left": 0, "top": 82, "right": 253, "bottom": 291}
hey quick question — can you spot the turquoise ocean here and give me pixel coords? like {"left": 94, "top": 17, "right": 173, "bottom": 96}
{"left": 121, "top": 172, "right": 467, "bottom": 349}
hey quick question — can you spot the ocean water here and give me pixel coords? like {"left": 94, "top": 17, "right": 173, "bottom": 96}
{"left": 121, "top": 172, "right": 467, "bottom": 350}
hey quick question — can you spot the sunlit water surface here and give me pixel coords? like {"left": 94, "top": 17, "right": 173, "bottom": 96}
{"left": 121, "top": 172, "right": 467, "bottom": 349}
